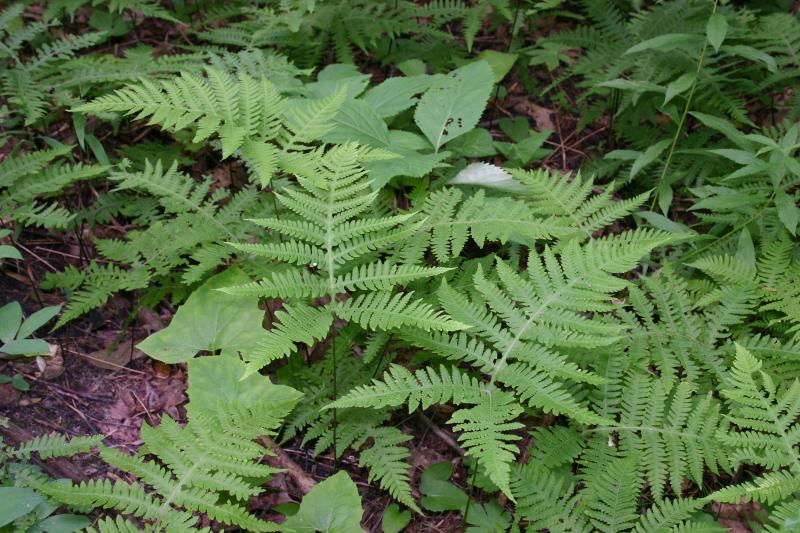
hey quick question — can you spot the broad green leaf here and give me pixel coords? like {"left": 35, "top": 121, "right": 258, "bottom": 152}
{"left": 397, "top": 59, "right": 426, "bottom": 77}
{"left": 12, "top": 373, "right": 29, "bottom": 391}
{"left": 605, "top": 149, "right": 641, "bottom": 161}
{"left": 18, "top": 305, "right": 60, "bottom": 340}
{"left": 0, "top": 244, "right": 22, "bottom": 260}
{"left": 0, "top": 487, "right": 42, "bottom": 527}
{"left": 722, "top": 45, "right": 777, "bottom": 73}
{"left": 137, "top": 268, "right": 265, "bottom": 363}
{"left": 706, "top": 13, "right": 728, "bottom": 53}
{"left": 282, "top": 471, "right": 364, "bottom": 533}
{"left": 599, "top": 79, "right": 664, "bottom": 94}
{"left": 624, "top": 33, "right": 701, "bottom": 55}
{"left": 306, "top": 64, "right": 370, "bottom": 99}
{"left": 420, "top": 462, "right": 468, "bottom": 512}
{"left": 631, "top": 139, "right": 671, "bottom": 179}
{"left": 709, "top": 149, "right": 761, "bottom": 165}
{"left": 364, "top": 131, "right": 451, "bottom": 187}
{"left": 776, "top": 189, "right": 799, "bottom": 235}
{"left": 690, "top": 112, "right": 752, "bottom": 149}
{"left": 1, "top": 338, "right": 51, "bottom": 356}
{"left": 0, "top": 302, "right": 22, "bottom": 343}
{"left": 414, "top": 61, "right": 494, "bottom": 152}
{"left": 664, "top": 73, "right": 696, "bottom": 105}
{"left": 187, "top": 355, "right": 302, "bottom": 414}
{"left": 475, "top": 50, "right": 518, "bottom": 82}
{"left": 736, "top": 228, "right": 756, "bottom": 268}
{"left": 637, "top": 211, "right": 696, "bottom": 234}
{"left": 33, "top": 513, "right": 91, "bottom": 533}
{"left": 365, "top": 151, "right": 450, "bottom": 188}
{"left": 323, "top": 99, "right": 391, "bottom": 147}
{"left": 466, "top": 500, "right": 512, "bottom": 533}
{"left": 447, "top": 128, "right": 497, "bottom": 157}
{"left": 499, "top": 117, "right": 529, "bottom": 143}
{"left": 381, "top": 503, "right": 411, "bottom": 533}
{"left": 362, "top": 75, "right": 440, "bottom": 118}
{"left": 499, "top": 130, "right": 552, "bottom": 165}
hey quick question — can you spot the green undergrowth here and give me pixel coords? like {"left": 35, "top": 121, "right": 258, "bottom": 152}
{"left": 1, "top": 0, "right": 800, "bottom": 531}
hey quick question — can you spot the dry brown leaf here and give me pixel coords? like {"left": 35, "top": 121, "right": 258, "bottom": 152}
{"left": 85, "top": 339, "right": 144, "bottom": 370}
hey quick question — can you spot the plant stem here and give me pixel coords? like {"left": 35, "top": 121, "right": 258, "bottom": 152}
{"left": 651, "top": 0, "right": 720, "bottom": 211}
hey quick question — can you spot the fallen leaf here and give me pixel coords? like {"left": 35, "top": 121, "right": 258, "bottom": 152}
{"left": 85, "top": 339, "right": 144, "bottom": 370}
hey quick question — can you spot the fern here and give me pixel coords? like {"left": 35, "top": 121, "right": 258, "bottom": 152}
{"left": 75, "top": 68, "right": 353, "bottom": 186}
{"left": 223, "top": 143, "right": 463, "bottom": 376}
{"left": 42, "top": 159, "right": 270, "bottom": 325}
{"left": 17, "top": 356, "right": 300, "bottom": 532}
{"left": 330, "top": 229, "right": 673, "bottom": 498}
{"left": 710, "top": 345, "right": 800, "bottom": 506}
{"left": 0, "top": 5, "right": 107, "bottom": 125}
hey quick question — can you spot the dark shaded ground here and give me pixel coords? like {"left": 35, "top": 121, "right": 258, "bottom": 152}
{"left": 0, "top": 7, "right": 621, "bottom": 531}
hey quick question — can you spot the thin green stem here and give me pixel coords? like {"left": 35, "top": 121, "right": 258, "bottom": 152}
{"left": 461, "top": 461, "right": 480, "bottom": 532}
{"left": 651, "top": 0, "right": 720, "bottom": 211}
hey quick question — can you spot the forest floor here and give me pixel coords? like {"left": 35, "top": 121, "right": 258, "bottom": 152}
{"left": 0, "top": 6, "right": 767, "bottom": 531}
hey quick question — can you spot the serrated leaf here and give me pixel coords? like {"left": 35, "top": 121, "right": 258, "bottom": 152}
{"left": 707, "top": 13, "right": 728, "bottom": 53}
{"left": 631, "top": 139, "right": 671, "bottom": 179}
{"left": 323, "top": 98, "right": 390, "bottom": 147}
{"left": 414, "top": 61, "right": 494, "bottom": 152}
{"left": 775, "top": 189, "right": 799, "bottom": 235}
{"left": 663, "top": 73, "right": 696, "bottom": 105}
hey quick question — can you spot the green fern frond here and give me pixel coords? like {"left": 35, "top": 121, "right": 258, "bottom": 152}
{"left": 450, "top": 391, "right": 524, "bottom": 498}
{"left": 511, "top": 168, "right": 650, "bottom": 241}
{"left": 358, "top": 427, "right": 419, "bottom": 512}
{"left": 25, "top": 357, "right": 296, "bottom": 532}
{"left": 241, "top": 304, "right": 333, "bottom": 377}
{"left": 336, "top": 291, "right": 466, "bottom": 331}
{"left": 14, "top": 434, "right": 103, "bottom": 460}
{"left": 582, "top": 454, "right": 643, "bottom": 533}
{"left": 590, "top": 374, "right": 728, "bottom": 499}
{"left": 42, "top": 263, "right": 150, "bottom": 328}
{"left": 400, "top": 187, "right": 570, "bottom": 264}
{"left": 328, "top": 364, "right": 486, "bottom": 411}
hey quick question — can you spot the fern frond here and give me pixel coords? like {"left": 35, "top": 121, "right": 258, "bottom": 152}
{"left": 450, "top": 391, "right": 524, "bottom": 498}
{"left": 400, "top": 187, "right": 570, "bottom": 264}
{"left": 327, "top": 364, "right": 486, "bottom": 411}
{"left": 512, "top": 168, "right": 650, "bottom": 240}
{"left": 14, "top": 434, "right": 102, "bottom": 460}
{"left": 241, "top": 304, "right": 333, "bottom": 376}
{"left": 358, "top": 427, "right": 419, "bottom": 512}
{"left": 590, "top": 374, "right": 727, "bottom": 499}
{"left": 582, "top": 454, "right": 643, "bottom": 533}
{"left": 336, "top": 291, "right": 466, "bottom": 331}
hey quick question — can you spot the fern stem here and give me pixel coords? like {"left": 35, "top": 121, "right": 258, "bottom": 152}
{"left": 370, "top": 333, "right": 393, "bottom": 379}
{"left": 651, "top": 0, "right": 720, "bottom": 212}
{"left": 460, "top": 461, "right": 480, "bottom": 532}
{"left": 331, "top": 325, "right": 338, "bottom": 469}
{"left": 681, "top": 191, "right": 775, "bottom": 262}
